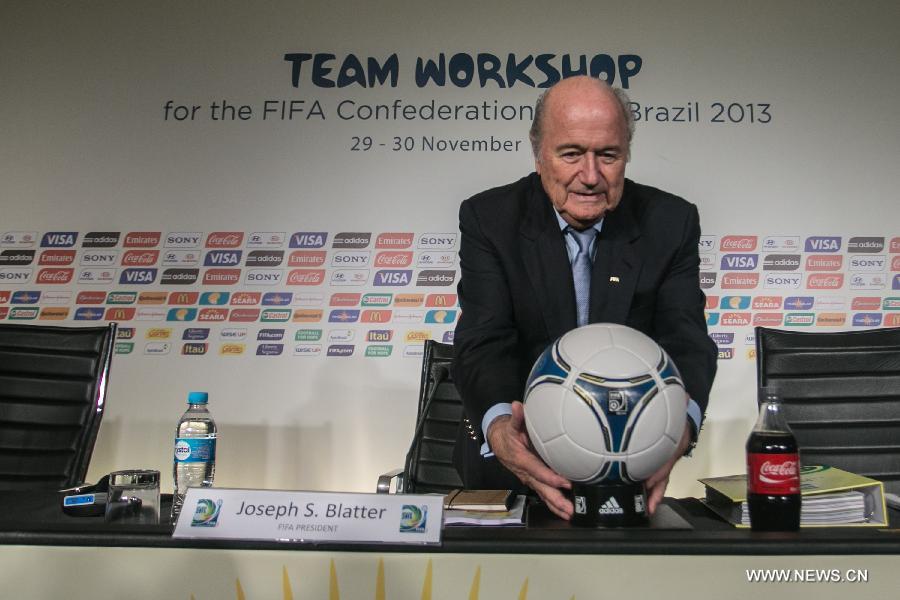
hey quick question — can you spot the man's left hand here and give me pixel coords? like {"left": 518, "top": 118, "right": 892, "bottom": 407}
{"left": 642, "top": 422, "right": 692, "bottom": 515}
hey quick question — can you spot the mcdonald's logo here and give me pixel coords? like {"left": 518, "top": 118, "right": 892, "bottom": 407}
{"left": 104, "top": 307, "right": 136, "bottom": 321}
{"left": 168, "top": 292, "right": 199, "bottom": 305}
{"left": 425, "top": 293, "right": 457, "bottom": 307}
{"left": 361, "top": 309, "right": 392, "bottom": 323}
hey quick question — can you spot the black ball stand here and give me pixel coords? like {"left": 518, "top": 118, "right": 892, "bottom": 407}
{"left": 570, "top": 482, "right": 649, "bottom": 527}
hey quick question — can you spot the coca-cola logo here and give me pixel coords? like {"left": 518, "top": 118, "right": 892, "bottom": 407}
{"left": 720, "top": 235, "right": 758, "bottom": 251}
{"left": 759, "top": 460, "right": 799, "bottom": 483}
{"left": 374, "top": 251, "right": 413, "bottom": 267}
{"left": 206, "top": 232, "right": 244, "bottom": 248}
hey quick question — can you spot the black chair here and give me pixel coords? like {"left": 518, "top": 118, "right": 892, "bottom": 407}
{"left": 0, "top": 323, "right": 116, "bottom": 491}
{"left": 755, "top": 326, "right": 900, "bottom": 494}
{"left": 377, "top": 340, "right": 470, "bottom": 494}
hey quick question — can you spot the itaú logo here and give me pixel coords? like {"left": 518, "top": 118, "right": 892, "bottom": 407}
{"left": 759, "top": 460, "right": 798, "bottom": 483}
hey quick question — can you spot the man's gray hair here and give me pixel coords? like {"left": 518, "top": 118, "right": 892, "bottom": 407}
{"left": 528, "top": 81, "right": 635, "bottom": 159}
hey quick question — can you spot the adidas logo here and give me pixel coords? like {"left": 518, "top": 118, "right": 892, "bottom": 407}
{"left": 597, "top": 497, "right": 625, "bottom": 515}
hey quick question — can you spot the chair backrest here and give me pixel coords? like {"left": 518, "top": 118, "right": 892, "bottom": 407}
{"left": 755, "top": 326, "right": 900, "bottom": 494}
{"left": 402, "top": 339, "right": 465, "bottom": 494}
{"left": 0, "top": 323, "right": 116, "bottom": 490}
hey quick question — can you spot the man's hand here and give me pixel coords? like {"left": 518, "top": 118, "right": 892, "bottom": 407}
{"left": 643, "top": 422, "right": 692, "bottom": 515}
{"left": 487, "top": 401, "right": 573, "bottom": 520}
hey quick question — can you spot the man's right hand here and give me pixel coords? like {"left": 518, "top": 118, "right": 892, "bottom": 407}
{"left": 487, "top": 401, "right": 574, "bottom": 520}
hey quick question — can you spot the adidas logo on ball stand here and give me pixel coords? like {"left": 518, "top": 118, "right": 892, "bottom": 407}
{"left": 570, "top": 481, "right": 648, "bottom": 527}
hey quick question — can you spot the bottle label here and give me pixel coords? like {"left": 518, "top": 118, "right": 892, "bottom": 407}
{"left": 174, "top": 437, "right": 216, "bottom": 463}
{"left": 747, "top": 453, "right": 800, "bottom": 494}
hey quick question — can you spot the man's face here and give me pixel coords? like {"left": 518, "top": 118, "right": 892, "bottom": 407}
{"left": 535, "top": 80, "right": 629, "bottom": 229}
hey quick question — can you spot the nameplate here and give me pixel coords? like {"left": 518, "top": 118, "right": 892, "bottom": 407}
{"left": 172, "top": 488, "right": 443, "bottom": 545}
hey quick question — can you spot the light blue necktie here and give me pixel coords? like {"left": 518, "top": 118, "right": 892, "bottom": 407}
{"left": 568, "top": 227, "right": 597, "bottom": 327}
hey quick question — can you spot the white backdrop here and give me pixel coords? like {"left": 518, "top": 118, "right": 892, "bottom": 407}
{"left": 1, "top": 0, "right": 899, "bottom": 499}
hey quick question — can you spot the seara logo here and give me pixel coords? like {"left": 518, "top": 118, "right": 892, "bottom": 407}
{"left": 719, "top": 312, "right": 751, "bottom": 326}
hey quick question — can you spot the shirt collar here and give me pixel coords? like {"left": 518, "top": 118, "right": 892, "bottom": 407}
{"left": 554, "top": 211, "right": 604, "bottom": 235}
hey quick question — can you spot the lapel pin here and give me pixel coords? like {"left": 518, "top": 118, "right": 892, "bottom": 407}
{"left": 609, "top": 276, "right": 620, "bottom": 283}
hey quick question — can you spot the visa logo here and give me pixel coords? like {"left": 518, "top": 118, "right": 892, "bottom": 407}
{"left": 374, "top": 269, "right": 411, "bottom": 286}
{"left": 203, "top": 251, "right": 242, "bottom": 266}
{"left": 290, "top": 232, "right": 327, "bottom": 248}
{"left": 804, "top": 236, "right": 841, "bottom": 252}
{"left": 40, "top": 232, "right": 78, "bottom": 247}
{"left": 720, "top": 254, "right": 758, "bottom": 270}
{"left": 119, "top": 268, "right": 157, "bottom": 284}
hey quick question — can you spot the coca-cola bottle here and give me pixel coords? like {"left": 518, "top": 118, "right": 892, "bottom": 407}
{"left": 746, "top": 389, "right": 801, "bottom": 531}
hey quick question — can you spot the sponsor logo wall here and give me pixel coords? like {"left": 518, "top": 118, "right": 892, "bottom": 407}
{"left": 4, "top": 230, "right": 898, "bottom": 360}
{"left": 702, "top": 235, "right": 900, "bottom": 359}
{"left": 1, "top": 230, "right": 458, "bottom": 358}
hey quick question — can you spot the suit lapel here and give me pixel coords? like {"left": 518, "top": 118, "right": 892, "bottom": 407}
{"left": 519, "top": 180, "right": 577, "bottom": 337}
{"left": 589, "top": 191, "right": 642, "bottom": 324}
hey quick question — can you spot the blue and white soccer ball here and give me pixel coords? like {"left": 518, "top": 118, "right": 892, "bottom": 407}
{"left": 523, "top": 323, "right": 687, "bottom": 484}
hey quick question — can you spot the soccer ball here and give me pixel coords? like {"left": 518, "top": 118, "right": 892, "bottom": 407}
{"left": 523, "top": 323, "right": 687, "bottom": 484}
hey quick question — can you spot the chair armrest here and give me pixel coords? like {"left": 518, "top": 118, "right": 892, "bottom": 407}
{"left": 376, "top": 468, "right": 405, "bottom": 494}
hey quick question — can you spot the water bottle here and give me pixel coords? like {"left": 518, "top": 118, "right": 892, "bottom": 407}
{"left": 171, "top": 391, "right": 217, "bottom": 522}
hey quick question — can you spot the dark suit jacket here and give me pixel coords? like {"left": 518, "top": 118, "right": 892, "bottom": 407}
{"left": 451, "top": 173, "right": 718, "bottom": 488}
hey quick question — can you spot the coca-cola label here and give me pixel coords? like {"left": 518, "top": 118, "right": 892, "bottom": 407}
{"left": 747, "top": 453, "right": 800, "bottom": 495}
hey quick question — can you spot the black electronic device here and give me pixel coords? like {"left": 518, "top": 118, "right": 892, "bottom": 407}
{"left": 59, "top": 475, "right": 110, "bottom": 517}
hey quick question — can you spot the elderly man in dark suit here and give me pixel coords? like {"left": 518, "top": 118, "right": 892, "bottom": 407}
{"left": 452, "top": 76, "right": 717, "bottom": 520}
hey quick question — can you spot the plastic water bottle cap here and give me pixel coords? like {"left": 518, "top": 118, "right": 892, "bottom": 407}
{"left": 187, "top": 391, "right": 209, "bottom": 404}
